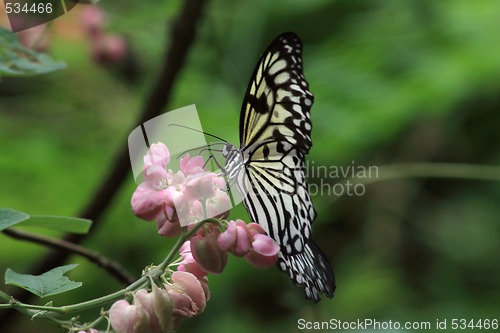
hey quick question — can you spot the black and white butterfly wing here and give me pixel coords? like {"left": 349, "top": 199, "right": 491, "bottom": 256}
{"left": 237, "top": 140, "right": 314, "bottom": 254}
{"left": 240, "top": 32, "right": 314, "bottom": 154}
{"left": 239, "top": 33, "right": 315, "bottom": 254}
{"left": 226, "top": 32, "right": 335, "bottom": 302}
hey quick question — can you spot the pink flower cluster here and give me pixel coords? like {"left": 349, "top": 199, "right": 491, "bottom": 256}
{"left": 219, "top": 220, "right": 281, "bottom": 268}
{"left": 81, "top": 6, "right": 128, "bottom": 66}
{"left": 178, "top": 220, "right": 280, "bottom": 278}
{"left": 109, "top": 273, "right": 210, "bottom": 333}
{"left": 125, "top": 143, "right": 281, "bottom": 332}
{"left": 131, "top": 142, "right": 231, "bottom": 237}
{"left": 108, "top": 220, "right": 280, "bottom": 333}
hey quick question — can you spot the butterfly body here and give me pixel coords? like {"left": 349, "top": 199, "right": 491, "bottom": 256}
{"left": 222, "top": 32, "right": 335, "bottom": 302}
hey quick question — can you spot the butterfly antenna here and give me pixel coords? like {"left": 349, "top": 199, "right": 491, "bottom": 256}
{"left": 169, "top": 124, "right": 228, "bottom": 143}
{"left": 176, "top": 143, "right": 226, "bottom": 159}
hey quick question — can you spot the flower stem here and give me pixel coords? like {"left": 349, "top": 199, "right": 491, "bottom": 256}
{"left": 157, "top": 218, "right": 215, "bottom": 271}
{"left": 0, "top": 218, "right": 221, "bottom": 316}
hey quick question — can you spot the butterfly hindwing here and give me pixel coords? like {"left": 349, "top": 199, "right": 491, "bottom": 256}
{"left": 237, "top": 140, "right": 313, "bottom": 254}
{"left": 277, "top": 240, "right": 335, "bottom": 302}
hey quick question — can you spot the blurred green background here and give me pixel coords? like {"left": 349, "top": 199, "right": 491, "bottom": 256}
{"left": 1, "top": 0, "right": 500, "bottom": 332}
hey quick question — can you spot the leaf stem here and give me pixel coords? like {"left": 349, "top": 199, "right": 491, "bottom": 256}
{"left": 0, "top": 290, "right": 12, "bottom": 304}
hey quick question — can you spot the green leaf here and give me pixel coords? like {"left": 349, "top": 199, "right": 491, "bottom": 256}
{"left": 21, "top": 215, "right": 92, "bottom": 234}
{"left": 0, "top": 27, "right": 66, "bottom": 77}
{"left": 0, "top": 208, "right": 92, "bottom": 234}
{"left": 0, "top": 208, "right": 29, "bottom": 231}
{"left": 5, "top": 264, "right": 82, "bottom": 298}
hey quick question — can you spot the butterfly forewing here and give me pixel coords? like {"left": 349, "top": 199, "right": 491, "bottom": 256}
{"left": 240, "top": 33, "right": 314, "bottom": 154}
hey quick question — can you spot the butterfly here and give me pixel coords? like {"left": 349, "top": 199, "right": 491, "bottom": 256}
{"left": 222, "top": 32, "right": 335, "bottom": 302}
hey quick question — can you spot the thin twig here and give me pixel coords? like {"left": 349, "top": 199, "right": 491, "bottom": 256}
{"left": 334, "top": 162, "right": 500, "bottom": 188}
{"left": 0, "top": 0, "right": 210, "bottom": 329}
{"left": 2, "top": 228, "right": 135, "bottom": 285}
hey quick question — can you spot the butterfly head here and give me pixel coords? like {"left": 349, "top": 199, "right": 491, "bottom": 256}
{"left": 222, "top": 143, "right": 236, "bottom": 160}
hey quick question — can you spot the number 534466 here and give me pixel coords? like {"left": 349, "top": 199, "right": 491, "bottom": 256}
{"left": 5, "top": 2, "right": 53, "bottom": 14}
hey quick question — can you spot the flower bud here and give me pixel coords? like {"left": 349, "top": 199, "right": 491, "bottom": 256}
{"left": 143, "top": 143, "right": 170, "bottom": 169}
{"left": 135, "top": 285, "right": 173, "bottom": 333}
{"left": 178, "top": 241, "right": 209, "bottom": 278}
{"left": 217, "top": 221, "right": 237, "bottom": 252}
{"left": 109, "top": 299, "right": 148, "bottom": 333}
{"left": 190, "top": 231, "right": 227, "bottom": 274}
{"left": 251, "top": 234, "right": 280, "bottom": 257}
{"left": 247, "top": 222, "right": 266, "bottom": 236}
{"left": 244, "top": 225, "right": 279, "bottom": 268}
{"left": 218, "top": 220, "right": 252, "bottom": 256}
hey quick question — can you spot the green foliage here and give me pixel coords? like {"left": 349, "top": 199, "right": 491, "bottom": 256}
{"left": 0, "top": 208, "right": 29, "bottom": 230}
{"left": 20, "top": 215, "right": 92, "bottom": 234}
{"left": 0, "top": 208, "right": 91, "bottom": 233}
{"left": 0, "top": 27, "right": 65, "bottom": 76}
{"left": 5, "top": 264, "right": 81, "bottom": 298}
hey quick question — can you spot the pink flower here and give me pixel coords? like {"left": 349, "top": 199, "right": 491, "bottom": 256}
{"left": 218, "top": 220, "right": 279, "bottom": 268}
{"left": 165, "top": 271, "right": 208, "bottom": 318}
{"left": 218, "top": 220, "right": 252, "bottom": 256}
{"left": 178, "top": 241, "right": 208, "bottom": 279}
{"left": 190, "top": 225, "right": 227, "bottom": 274}
{"left": 132, "top": 142, "right": 232, "bottom": 232}
{"left": 134, "top": 285, "right": 173, "bottom": 333}
{"left": 143, "top": 164, "right": 170, "bottom": 188}
{"left": 144, "top": 143, "right": 170, "bottom": 170}
{"left": 110, "top": 286, "right": 175, "bottom": 333}
{"left": 131, "top": 182, "right": 171, "bottom": 221}
{"left": 206, "top": 186, "right": 231, "bottom": 219}
{"left": 198, "top": 275, "right": 210, "bottom": 302}
{"left": 184, "top": 172, "right": 217, "bottom": 199}
{"left": 91, "top": 34, "right": 128, "bottom": 65}
{"left": 156, "top": 211, "right": 181, "bottom": 238}
{"left": 251, "top": 234, "right": 280, "bottom": 256}
{"left": 180, "top": 154, "right": 204, "bottom": 175}
{"left": 81, "top": 5, "right": 107, "bottom": 36}
{"left": 109, "top": 299, "right": 148, "bottom": 333}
